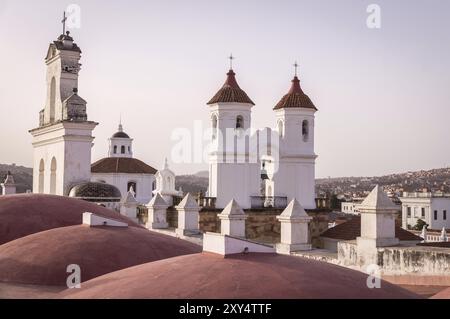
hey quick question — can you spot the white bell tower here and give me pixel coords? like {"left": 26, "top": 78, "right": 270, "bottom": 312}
{"left": 108, "top": 122, "right": 133, "bottom": 158}
{"left": 207, "top": 61, "right": 260, "bottom": 209}
{"left": 271, "top": 65, "right": 317, "bottom": 209}
{"left": 29, "top": 21, "right": 97, "bottom": 196}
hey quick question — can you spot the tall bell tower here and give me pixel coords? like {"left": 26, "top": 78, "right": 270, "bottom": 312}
{"left": 29, "top": 18, "right": 98, "bottom": 196}
{"left": 207, "top": 58, "right": 260, "bottom": 209}
{"left": 271, "top": 64, "right": 317, "bottom": 209}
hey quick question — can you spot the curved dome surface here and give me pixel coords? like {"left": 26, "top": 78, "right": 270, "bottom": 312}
{"left": 69, "top": 182, "right": 121, "bottom": 200}
{"left": 0, "top": 194, "right": 139, "bottom": 245}
{"left": 431, "top": 287, "right": 450, "bottom": 299}
{"left": 91, "top": 157, "right": 157, "bottom": 174}
{"left": 59, "top": 253, "right": 420, "bottom": 299}
{"left": 0, "top": 225, "right": 201, "bottom": 286}
{"left": 112, "top": 131, "right": 130, "bottom": 138}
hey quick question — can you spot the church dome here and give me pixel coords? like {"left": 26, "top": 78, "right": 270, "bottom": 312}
{"left": 207, "top": 69, "right": 254, "bottom": 105}
{"left": 111, "top": 123, "right": 130, "bottom": 139}
{"left": 91, "top": 157, "right": 157, "bottom": 174}
{"left": 0, "top": 224, "right": 201, "bottom": 286}
{"left": 69, "top": 182, "right": 122, "bottom": 202}
{"left": 273, "top": 76, "right": 317, "bottom": 110}
{"left": 0, "top": 194, "right": 139, "bottom": 245}
{"left": 112, "top": 131, "right": 130, "bottom": 138}
{"left": 59, "top": 252, "right": 420, "bottom": 299}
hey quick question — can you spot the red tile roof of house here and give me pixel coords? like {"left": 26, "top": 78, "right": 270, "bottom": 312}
{"left": 207, "top": 69, "right": 255, "bottom": 105}
{"left": 273, "top": 76, "right": 317, "bottom": 110}
{"left": 91, "top": 157, "right": 157, "bottom": 174}
{"left": 321, "top": 216, "right": 422, "bottom": 241}
{"left": 59, "top": 252, "right": 420, "bottom": 299}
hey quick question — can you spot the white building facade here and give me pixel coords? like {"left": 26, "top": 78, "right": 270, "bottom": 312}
{"left": 207, "top": 68, "right": 318, "bottom": 210}
{"left": 400, "top": 192, "right": 450, "bottom": 230}
{"left": 91, "top": 124, "right": 157, "bottom": 205}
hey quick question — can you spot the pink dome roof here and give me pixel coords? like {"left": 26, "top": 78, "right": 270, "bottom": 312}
{"left": 0, "top": 225, "right": 201, "bottom": 286}
{"left": 0, "top": 194, "right": 140, "bottom": 245}
{"left": 431, "top": 287, "right": 450, "bottom": 299}
{"left": 59, "top": 253, "right": 420, "bottom": 299}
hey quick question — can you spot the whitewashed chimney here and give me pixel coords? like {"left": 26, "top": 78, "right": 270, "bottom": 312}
{"left": 146, "top": 193, "right": 169, "bottom": 229}
{"left": 276, "top": 198, "right": 313, "bottom": 254}
{"left": 120, "top": 190, "right": 139, "bottom": 222}
{"left": 1, "top": 171, "right": 17, "bottom": 195}
{"left": 218, "top": 199, "right": 247, "bottom": 237}
{"left": 357, "top": 185, "right": 400, "bottom": 250}
{"left": 176, "top": 193, "right": 200, "bottom": 236}
{"left": 440, "top": 227, "right": 448, "bottom": 242}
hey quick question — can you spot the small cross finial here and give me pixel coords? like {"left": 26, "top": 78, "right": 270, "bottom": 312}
{"left": 61, "top": 11, "right": 67, "bottom": 35}
{"left": 228, "top": 54, "right": 235, "bottom": 70}
{"left": 293, "top": 61, "right": 299, "bottom": 77}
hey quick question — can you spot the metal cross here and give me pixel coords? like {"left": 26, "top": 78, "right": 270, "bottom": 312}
{"left": 229, "top": 54, "right": 235, "bottom": 70}
{"left": 293, "top": 61, "right": 299, "bottom": 77}
{"left": 62, "top": 11, "right": 67, "bottom": 35}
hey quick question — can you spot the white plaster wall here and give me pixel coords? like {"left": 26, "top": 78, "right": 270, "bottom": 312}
{"left": 208, "top": 103, "right": 261, "bottom": 209}
{"left": 210, "top": 162, "right": 260, "bottom": 209}
{"left": 31, "top": 122, "right": 97, "bottom": 195}
{"left": 273, "top": 108, "right": 317, "bottom": 209}
{"left": 91, "top": 172, "right": 155, "bottom": 205}
{"left": 401, "top": 197, "right": 450, "bottom": 230}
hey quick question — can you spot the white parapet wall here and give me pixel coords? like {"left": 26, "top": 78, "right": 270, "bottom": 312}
{"left": 82, "top": 212, "right": 128, "bottom": 227}
{"left": 203, "top": 232, "right": 275, "bottom": 256}
{"left": 337, "top": 240, "right": 450, "bottom": 284}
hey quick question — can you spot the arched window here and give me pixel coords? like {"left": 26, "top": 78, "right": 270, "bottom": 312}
{"left": 50, "top": 157, "right": 57, "bottom": 195}
{"left": 38, "top": 159, "right": 45, "bottom": 193}
{"left": 127, "top": 181, "right": 137, "bottom": 195}
{"left": 113, "top": 145, "right": 117, "bottom": 154}
{"left": 236, "top": 116, "right": 244, "bottom": 129}
{"left": 302, "top": 120, "right": 309, "bottom": 142}
{"left": 121, "top": 145, "right": 125, "bottom": 154}
{"left": 277, "top": 120, "right": 284, "bottom": 138}
{"left": 212, "top": 115, "right": 218, "bottom": 140}
{"left": 49, "top": 77, "right": 56, "bottom": 122}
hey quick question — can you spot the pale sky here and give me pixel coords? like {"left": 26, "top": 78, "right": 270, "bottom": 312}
{"left": 0, "top": 0, "right": 449, "bottom": 177}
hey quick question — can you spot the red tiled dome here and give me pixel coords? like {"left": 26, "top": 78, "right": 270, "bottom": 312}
{"left": 207, "top": 69, "right": 254, "bottom": 105}
{"left": 0, "top": 194, "right": 140, "bottom": 245}
{"left": 59, "top": 253, "right": 420, "bottom": 299}
{"left": 0, "top": 225, "right": 201, "bottom": 286}
{"left": 91, "top": 157, "right": 157, "bottom": 174}
{"left": 273, "top": 76, "right": 317, "bottom": 110}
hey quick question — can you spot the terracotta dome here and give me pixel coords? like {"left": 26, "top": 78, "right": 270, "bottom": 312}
{"left": 431, "top": 287, "right": 450, "bottom": 299}
{"left": 0, "top": 225, "right": 201, "bottom": 286}
{"left": 0, "top": 194, "right": 139, "bottom": 245}
{"left": 59, "top": 253, "right": 420, "bottom": 299}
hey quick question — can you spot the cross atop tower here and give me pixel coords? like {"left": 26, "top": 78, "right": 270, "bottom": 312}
{"left": 293, "top": 61, "right": 299, "bottom": 77}
{"left": 228, "top": 54, "right": 235, "bottom": 70}
{"left": 61, "top": 11, "right": 67, "bottom": 35}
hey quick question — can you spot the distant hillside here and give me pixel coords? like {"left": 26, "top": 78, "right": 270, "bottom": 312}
{"left": 0, "top": 164, "right": 33, "bottom": 193}
{"left": 1, "top": 163, "right": 449, "bottom": 197}
{"left": 316, "top": 167, "right": 450, "bottom": 197}
{"left": 175, "top": 173, "right": 208, "bottom": 194}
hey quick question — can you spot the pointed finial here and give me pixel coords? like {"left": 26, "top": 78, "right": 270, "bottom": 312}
{"left": 118, "top": 114, "right": 123, "bottom": 132}
{"left": 228, "top": 54, "right": 235, "bottom": 70}
{"left": 164, "top": 157, "right": 169, "bottom": 170}
{"left": 293, "top": 61, "right": 299, "bottom": 77}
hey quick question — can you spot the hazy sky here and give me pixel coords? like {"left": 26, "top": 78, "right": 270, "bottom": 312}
{"left": 0, "top": 0, "right": 449, "bottom": 177}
